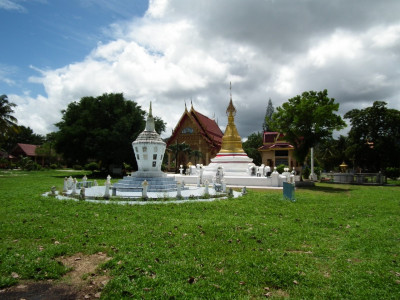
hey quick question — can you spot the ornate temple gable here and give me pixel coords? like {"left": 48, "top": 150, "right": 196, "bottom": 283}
{"left": 258, "top": 132, "right": 294, "bottom": 151}
{"left": 167, "top": 104, "right": 222, "bottom": 150}
{"left": 189, "top": 108, "right": 223, "bottom": 148}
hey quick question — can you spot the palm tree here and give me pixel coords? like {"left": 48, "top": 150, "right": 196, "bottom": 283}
{"left": 168, "top": 142, "right": 192, "bottom": 173}
{"left": 0, "top": 94, "right": 18, "bottom": 147}
{"left": 190, "top": 149, "right": 203, "bottom": 165}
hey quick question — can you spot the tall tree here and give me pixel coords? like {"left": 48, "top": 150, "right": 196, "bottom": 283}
{"left": 0, "top": 94, "right": 18, "bottom": 148}
{"left": 270, "top": 90, "right": 346, "bottom": 179}
{"left": 315, "top": 135, "right": 349, "bottom": 171}
{"left": 243, "top": 132, "right": 263, "bottom": 165}
{"left": 344, "top": 101, "right": 400, "bottom": 172}
{"left": 262, "top": 98, "right": 274, "bottom": 132}
{"left": 54, "top": 93, "right": 166, "bottom": 169}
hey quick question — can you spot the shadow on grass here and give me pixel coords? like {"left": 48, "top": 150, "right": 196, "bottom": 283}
{"left": 297, "top": 185, "right": 351, "bottom": 193}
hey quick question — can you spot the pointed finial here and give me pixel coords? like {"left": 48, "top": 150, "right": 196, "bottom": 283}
{"left": 149, "top": 101, "right": 153, "bottom": 117}
{"left": 226, "top": 83, "right": 236, "bottom": 117}
{"left": 191, "top": 98, "right": 193, "bottom": 110}
{"left": 184, "top": 100, "right": 187, "bottom": 111}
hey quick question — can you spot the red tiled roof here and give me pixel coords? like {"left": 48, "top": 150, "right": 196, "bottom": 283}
{"left": 167, "top": 107, "right": 223, "bottom": 148}
{"left": 16, "top": 143, "right": 38, "bottom": 156}
{"left": 191, "top": 110, "right": 223, "bottom": 144}
{"left": 258, "top": 143, "right": 294, "bottom": 151}
{"left": 259, "top": 132, "right": 294, "bottom": 151}
{"left": 263, "top": 132, "right": 279, "bottom": 143}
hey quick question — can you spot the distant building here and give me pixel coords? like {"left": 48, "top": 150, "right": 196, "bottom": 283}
{"left": 258, "top": 132, "right": 299, "bottom": 171}
{"left": 10, "top": 143, "right": 44, "bottom": 165}
{"left": 166, "top": 103, "right": 223, "bottom": 169}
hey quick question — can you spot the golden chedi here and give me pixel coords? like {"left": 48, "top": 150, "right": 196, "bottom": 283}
{"left": 203, "top": 87, "right": 254, "bottom": 178}
{"left": 219, "top": 98, "right": 245, "bottom": 153}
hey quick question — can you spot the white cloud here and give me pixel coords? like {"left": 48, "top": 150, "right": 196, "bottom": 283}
{"left": 0, "top": 0, "right": 25, "bottom": 12}
{"left": 11, "top": 0, "right": 400, "bottom": 137}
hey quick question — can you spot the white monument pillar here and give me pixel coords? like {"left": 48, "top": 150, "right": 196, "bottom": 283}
{"left": 176, "top": 182, "right": 182, "bottom": 198}
{"left": 309, "top": 147, "right": 317, "bottom": 181}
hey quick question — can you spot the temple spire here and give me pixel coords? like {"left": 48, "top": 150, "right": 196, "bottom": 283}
{"left": 220, "top": 84, "right": 244, "bottom": 153}
{"left": 149, "top": 101, "right": 153, "bottom": 117}
{"left": 145, "top": 101, "right": 155, "bottom": 131}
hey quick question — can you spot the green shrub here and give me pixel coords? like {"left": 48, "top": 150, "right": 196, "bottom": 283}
{"left": 276, "top": 164, "right": 287, "bottom": 174}
{"left": 73, "top": 164, "right": 83, "bottom": 170}
{"left": 84, "top": 162, "right": 99, "bottom": 172}
{"left": 50, "top": 163, "right": 58, "bottom": 169}
{"left": 302, "top": 166, "right": 311, "bottom": 179}
{"left": 385, "top": 167, "right": 400, "bottom": 179}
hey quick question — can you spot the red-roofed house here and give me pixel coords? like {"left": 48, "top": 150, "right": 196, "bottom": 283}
{"left": 10, "top": 143, "right": 44, "bottom": 165}
{"left": 166, "top": 104, "right": 223, "bottom": 169}
{"left": 258, "top": 132, "right": 300, "bottom": 171}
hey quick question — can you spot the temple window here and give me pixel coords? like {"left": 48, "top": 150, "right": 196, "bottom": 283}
{"left": 182, "top": 127, "right": 194, "bottom": 134}
{"left": 143, "top": 154, "right": 148, "bottom": 160}
{"left": 152, "top": 161, "right": 156, "bottom": 167}
{"left": 154, "top": 146, "right": 158, "bottom": 152}
{"left": 137, "top": 154, "right": 139, "bottom": 160}
{"left": 143, "top": 146, "right": 147, "bottom": 152}
{"left": 153, "top": 154, "right": 157, "bottom": 160}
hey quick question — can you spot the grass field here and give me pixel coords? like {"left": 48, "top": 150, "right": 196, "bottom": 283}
{"left": 0, "top": 170, "right": 399, "bottom": 299}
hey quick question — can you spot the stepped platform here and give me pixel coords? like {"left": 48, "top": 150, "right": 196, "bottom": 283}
{"left": 113, "top": 176, "right": 178, "bottom": 192}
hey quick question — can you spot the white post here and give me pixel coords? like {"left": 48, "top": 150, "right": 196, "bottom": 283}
{"left": 51, "top": 186, "right": 57, "bottom": 195}
{"left": 67, "top": 176, "right": 73, "bottom": 189}
{"left": 197, "top": 174, "right": 201, "bottom": 187}
{"left": 176, "top": 182, "right": 182, "bottom": 198}
{"left": 200, "top": 165, "right": 204, "bottom": 184}
{"left": 104, "top": 181, "right": 110, "bottom": 199}
{"left": 310, "top": 147, "right": 317, "bottom": 181}
{"left": 72, "top": 178, "right": 77, "bottom": 195}
{"left": 80, "top": 187, "right": 85, "bottom": 200}
{"left": 204, "top": 180, "right": 209, "bottom": 196}
{"left": 63, "top": 177, "right": 68, "bottom": 193}
{"left": 142, "top": 180, "right": 148, "bottom": 198}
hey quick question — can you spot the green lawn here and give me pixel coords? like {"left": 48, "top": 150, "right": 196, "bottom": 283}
{"left": 1, "top": 170, "right": 399, "bottom": 299}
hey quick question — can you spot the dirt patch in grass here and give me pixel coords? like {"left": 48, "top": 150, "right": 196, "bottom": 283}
{"left": 0, "top": 252, "right": 111, "bottom": 300}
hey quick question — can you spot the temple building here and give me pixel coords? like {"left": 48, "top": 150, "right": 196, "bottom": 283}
{"left": 258, "top": 132, "right": 299, "bottom": 171}
{"left": 166, "top": 103, "right": 223, "bottom": 169}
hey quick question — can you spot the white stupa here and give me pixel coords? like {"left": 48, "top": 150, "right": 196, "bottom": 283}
{"left": 132, "top": 102, "right": 166, "bottom": 178}
{"left": 113, "top": 102, "right": 177, "bottom": 192}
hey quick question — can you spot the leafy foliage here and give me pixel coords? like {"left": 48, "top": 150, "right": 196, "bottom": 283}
{"left": 262, "top": 98, "right": 274, "bottom": 132}
{"left": 270, "top": 90, "right": 346, "bottom": 168}
{"left": 2, "top": 125, "right": 45, "bottom": 152}
{"left": 0, "top": 94, "right": 18, "bottom": 148}
{"left": 315, "top": 135, "right": 349, "bottom": 171}
{"left": 344, "top": 101, "right": 400, "bottom": 172}
{"left": 168, "top": 142, "right": 191, "bottom": 172}
{"left": 243, "top": 132, "right": 263, "bottom": 165}
{"left": 385, "top": 167, "right": 400, "bottom": 180}
{"left": 54, "top": 93, "right": 166, "bottom": 169}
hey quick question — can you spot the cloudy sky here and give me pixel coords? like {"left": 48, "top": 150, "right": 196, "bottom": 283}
{"left": 1, "top": 0, "right": 400, "bottom": 139}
